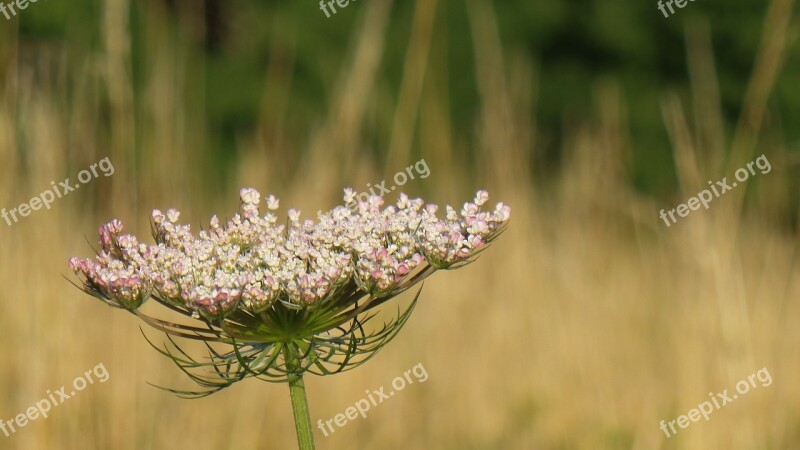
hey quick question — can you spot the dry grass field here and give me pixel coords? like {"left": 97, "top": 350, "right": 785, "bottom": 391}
{"left": 0, "top": 0, "right": 798, "bottom": 448}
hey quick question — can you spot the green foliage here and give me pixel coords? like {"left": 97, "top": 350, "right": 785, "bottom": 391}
{"left": 10, "top": 0, "right": 798, "bottom": 193}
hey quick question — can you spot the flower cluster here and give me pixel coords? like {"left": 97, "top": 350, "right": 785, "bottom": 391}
{"left": 69, "top": 188, "right": 510, "bottom": 322}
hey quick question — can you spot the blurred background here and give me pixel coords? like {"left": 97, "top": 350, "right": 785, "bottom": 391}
{"left": 1, "top": 0, "right": 799, "bottom": 448}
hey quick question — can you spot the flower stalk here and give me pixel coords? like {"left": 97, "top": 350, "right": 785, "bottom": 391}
{"left": 286, "top": 343, "right": 315, "bottom": 450}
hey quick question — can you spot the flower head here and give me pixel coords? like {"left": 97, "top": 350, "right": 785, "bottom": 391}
{"left": 68, "top": 188, "right": 509, "bottom": 396}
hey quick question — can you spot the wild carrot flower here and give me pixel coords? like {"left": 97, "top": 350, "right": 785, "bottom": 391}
{"left": 68, "top": 188, "right": 510, "bottom": 450}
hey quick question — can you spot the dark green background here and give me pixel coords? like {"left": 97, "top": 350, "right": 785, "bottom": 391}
{"left": 7, "top": 0, "right": 799, "bottom": 196}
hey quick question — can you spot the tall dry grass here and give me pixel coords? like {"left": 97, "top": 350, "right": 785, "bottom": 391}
{"left": 0, "top": 0, "right": 798, "bottom": 449}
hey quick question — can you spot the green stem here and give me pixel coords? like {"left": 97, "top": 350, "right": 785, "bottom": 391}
{"left": 285, "top": 344, "right": 316, "bottom": 450}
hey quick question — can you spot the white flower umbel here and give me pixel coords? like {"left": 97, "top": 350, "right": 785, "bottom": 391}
{"left": 68, "top": 187, "right": 510, "bottom": 450}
